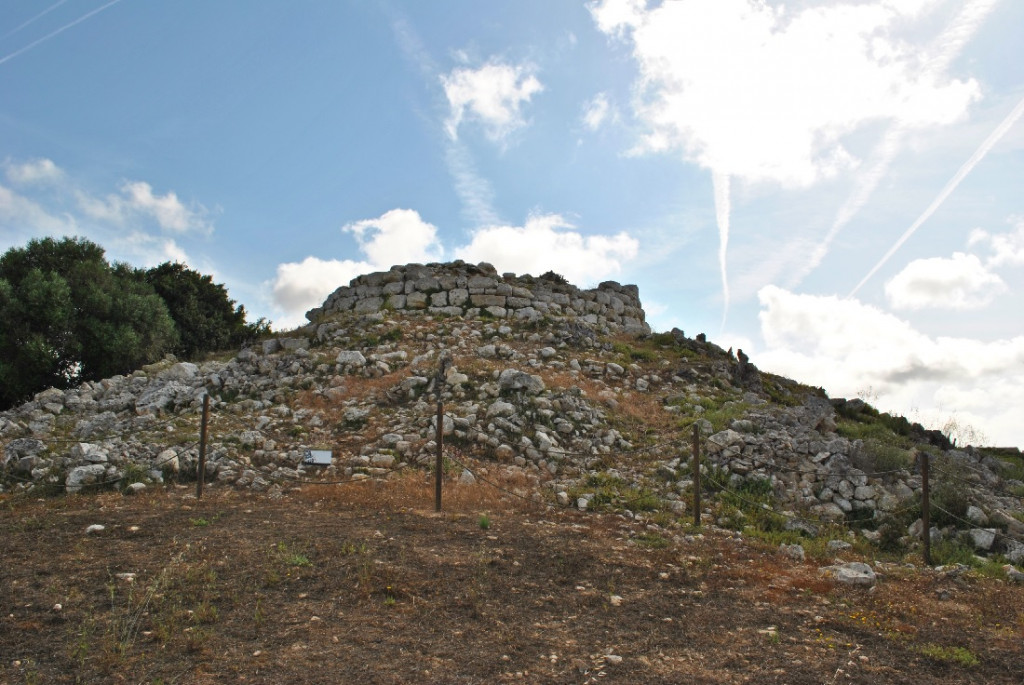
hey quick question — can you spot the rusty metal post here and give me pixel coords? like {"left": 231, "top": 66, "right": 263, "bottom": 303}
{"left": 920, "top": 451, "right": 931, "bottom": 566}
{"left": 435, "top": 399, "right": 444, "bottom": 512}
{"left": 692, "top": 424, "right": 701, "bottom": 527}
{"left": 197, "top": 394, "right": 210, "bottom": 499}
{"left": 433, "top": 353, "right": 451, "bottom": 513}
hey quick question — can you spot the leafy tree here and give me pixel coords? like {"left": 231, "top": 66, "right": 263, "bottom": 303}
{"left": 0, "top": 237, "right": 178, "bottom": 408}
{"left": 143, "top": 262, "right": 269, "bottom": 359}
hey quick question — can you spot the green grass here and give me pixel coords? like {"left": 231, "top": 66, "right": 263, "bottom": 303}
{"left": 919, "top": 644, "right": 979, "bottom": 667}
{"left": 569, "top": 472, "right": 663, "bottom": 513}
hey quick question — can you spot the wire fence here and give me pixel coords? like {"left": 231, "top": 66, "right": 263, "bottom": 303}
{"left": 3, "top": 388, "right": 1024, "bottom": 563}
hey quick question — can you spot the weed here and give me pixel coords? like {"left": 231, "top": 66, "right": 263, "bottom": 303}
{"left": 919, "top": 644, "right": 979, "bottom": 667}
{"left": 118, "top": 463, "right": 151, "bottom": 492}
{"left": 634, "top": 532, "right": 669, "bottom": 548}
{"left": 930, "top": 538, "right": 978, "bottom": 567}
{"left": 478, "top": 513, "right": 491, "bottom": 530}
{"left": 274, "top": 541, "right": 313, "bottom": 567}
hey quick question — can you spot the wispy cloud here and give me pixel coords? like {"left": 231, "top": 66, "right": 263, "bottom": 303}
{"left": 712, "top": 171, "right": 730, "bottom": 328}
{"left": 0, "top": 0, "right": 70, "bottom": 41}
{"left": 590, "top": 0, "right": 993, "bottom": 322}
{"left": 1, "top": 157, "right": 215, "bottom": 269}
{"left": 792, "top": 0, "right": 1000, "bottom": 288}
{"left": 0, "top": 0, "right": 124, "bottom": 68}
{"left": 444, "top": 143, "right": 501, "bottom": 227}
{"left": 850, "top": 92, "right": 1024, "bottom": 297}
{"left": 581, "top": 92, "right": 614, "bottom": 132}
{"left": 78, "top": 180, "right": 214, "bottom": 234}
{"left": 440, "top": 59, "right": 543, "bottom": 144}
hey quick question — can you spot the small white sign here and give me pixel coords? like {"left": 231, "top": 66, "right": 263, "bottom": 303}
{"left": 303, "top": 449, "right": 332, "bottom": 465}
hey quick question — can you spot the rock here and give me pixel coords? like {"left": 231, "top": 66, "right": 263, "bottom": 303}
{"left": 966, "top": 528, "right": 997, "bottom": 552}
{"left": 486, "top": 401, "right": 517, "bottom": 419}
{"left": 160, "top": 362, "right": 199, "bottom": 381}
{"left": 779, "top": 543, "right": 805, "bottom": 562}
{"left": 1004, "top": 539, "right": 1024, "bottom": 564}
{"left": 135, "top": 381, "right": 195, "bottom": 416}
{"left": 336, "top": 350, "right": 367, "bottom": 366}
{"left": 156, "top": 448, "right": 180, "bottom": 473}
{"left": 706, "top": 429, "right": 743, "bottom": 455}
{"left": 85, "top": 524, "right": 105, "bottom": 535}
{"left": 66, "top": 464, "right": 108, "bottom": 494}
{"left": 809, "top": 503, "right": 846, "bottom": 522}
{"left": 371, "top": 454, "right": 396, "bottom": 468}
{"left": 497, "top": 369, "right": 545, "bottom": 394}
{"left": 1004, "top": 565, "right": 1024, "bottom": 583}
{"left": 827, "top": 540, "right": 853, "bottom": 553}
{"left": 124, "top": 482, "right": 147, "bottom": 495}
{"left": 3, "top": 438, "right": 45, "bottom": 468}
{"left": 458, "top": 469, "right": 476, "bottom": 485}
{"left": 826, "top": 562, "right": 876, "bottom": 587}
{"left": 966, "top": 506, "right": 989, "bottom": 526}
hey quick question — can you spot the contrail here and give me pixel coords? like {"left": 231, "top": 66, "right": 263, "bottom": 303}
{"left": 792, "top": 0, "right": 1000, "bottom": 289}
{"left": 849, "top": 92, "right": 1024, "bottom": 298}
{"left": 712, "top": 170, "right": 731, "bottom": 329}
{"left": 0, "top": 0, "right": 123, "bottom": 68}
{"left": 1, "top": 0, "right": 70, "bottom": 41}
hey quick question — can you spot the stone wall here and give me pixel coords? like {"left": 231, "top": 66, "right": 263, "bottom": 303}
{"left": 305, "top": 261, "right": 651, "bottom": 335}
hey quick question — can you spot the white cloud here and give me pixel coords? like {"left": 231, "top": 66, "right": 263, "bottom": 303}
{"left": 441, "top": 59, "right": 544, "bottom": 143}
{"left": 589, "top": 0, "right": 645, "bottom": 38}
{"left": 756, "top": 285, "right": 1024, "bottom": 446}
{"left": 342, "top": 208, "right": 444, "bottom": 267}
{"left": 0, "top": 183, "right": 74, "bottom": 235}
{"left": 78, "top": 181, "right": 212, "bottom": 234}
{"left": 454, "top": 213, "right": 638, "bottom": 286}
{"left": 270, "top": 256, "right": 374, "bottom": 329}
{"left": 4, "top": 157, "right": 63, "bottom": 185}
{"left": 884, "top": 252, "right": 1006, "bottom": 310}
{"left": 270, "top": 209, "right": 443, "bottom": 328}
{"left": 970, "top": 217, "right": 1024, "bottom": 267}
{"left": 591, "top": 0, "right": 982, "bottom": 188}
{"left": 581, "top": 92, "right": 613, "bottom": 132}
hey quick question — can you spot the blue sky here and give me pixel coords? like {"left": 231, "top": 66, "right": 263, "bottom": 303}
{"left": 2, "top": 0, "right": 1023, "bottom": 447}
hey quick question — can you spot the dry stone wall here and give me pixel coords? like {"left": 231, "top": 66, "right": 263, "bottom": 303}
{"left": 305, "top": 261, "right": 651, "bottom": 335}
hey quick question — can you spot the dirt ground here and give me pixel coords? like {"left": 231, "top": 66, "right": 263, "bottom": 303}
{"left": 2, "top": 477, "right": 1022, "bottom": 684}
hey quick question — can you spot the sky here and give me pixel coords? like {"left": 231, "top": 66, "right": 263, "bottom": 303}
{"left": 1, "top": 0, "right": 1023, "bottom": 447}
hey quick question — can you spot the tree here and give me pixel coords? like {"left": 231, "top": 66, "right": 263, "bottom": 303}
{"left": 0, "top": 237, "right": 178, "bottom": 409}
{"left": 143, "top": 262, "right": 269, "bottom": 359}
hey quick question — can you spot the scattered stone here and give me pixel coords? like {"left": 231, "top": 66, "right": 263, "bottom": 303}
{"left": 824, "top": 562, "right": 876, "bottom": 587}
{"left": 85, "top": 524, "right": 105, "bottom": 535}
{"left": 779, "top": 543, "right": 805, "bottom": 562}
{"left": 827, "top": 540, "right": 853, "bottom": 553}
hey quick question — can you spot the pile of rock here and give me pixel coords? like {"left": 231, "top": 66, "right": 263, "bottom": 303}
{"left": 306, "top": 261, "right": 650, "bottom": 335}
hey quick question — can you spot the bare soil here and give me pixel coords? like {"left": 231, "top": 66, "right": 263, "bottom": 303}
{"left": 2, "top": 479, "right": 1022, "bottom": 684}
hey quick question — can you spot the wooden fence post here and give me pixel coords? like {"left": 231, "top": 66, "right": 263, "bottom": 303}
{"left": 920, "top": 451, "right": 931, "bottom": 566}
{"left": 197, "top": 394, "right": 210, "bottom": 500}
{"left": 435, "top": 399, "right": 444, "bottom": 512}
{"left": 692, "top": 424, "right": 701, "bottom": 527}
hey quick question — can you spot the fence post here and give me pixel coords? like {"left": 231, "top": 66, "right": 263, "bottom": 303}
{"left": 920, "top": 451, "right": 931, "bottom": 565}
{"left": 197, "top": 394, "right": 210, "bottom": 500}
{"left": 435, "top": 399, "right": 444, "bottom": 512}
{"left": 692, "top": 424, "right": 701, "bottom": 527}
{"left": 434, "top": 352, "right": 451, "bottom": 513}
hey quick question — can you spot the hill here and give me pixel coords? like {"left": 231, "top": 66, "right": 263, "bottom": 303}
{"left": 2, "top": 260, "right": 1023, "bottom": 682}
